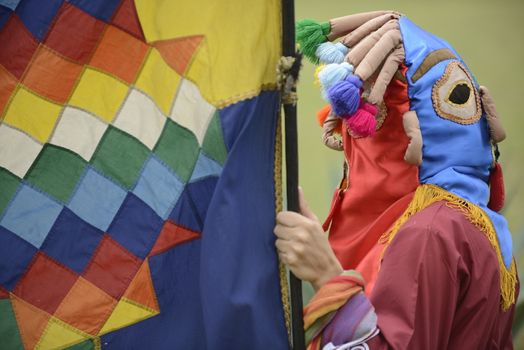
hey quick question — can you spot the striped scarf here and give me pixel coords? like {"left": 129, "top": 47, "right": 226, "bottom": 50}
{"left": 304, "top": 270, "right": 378, "bottom": 349}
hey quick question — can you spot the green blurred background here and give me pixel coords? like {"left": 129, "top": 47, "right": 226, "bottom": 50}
{"left": 293, "top": 0, "right": 524, "bottom": 343}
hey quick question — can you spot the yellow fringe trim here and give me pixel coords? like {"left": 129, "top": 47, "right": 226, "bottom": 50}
{"left": 274, "top": 109, "right": 292, "bottom": 342}
{"left": 379, "top": 184, "right": 516, "bottom": 311}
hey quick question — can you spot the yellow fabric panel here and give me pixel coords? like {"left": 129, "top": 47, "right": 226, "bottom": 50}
{"left": 135, "top": 48, "right": 181, "bottom": 115}
{"left": 134, "top": 0, "right": 281, "bottom": 107}
{"left": 98, "top": 298, "right": 158, "bottom": 336}
{"left": 3, "top": 87, "right": 62, "bottom": 143}
{"left": 69, "top": 68, "right": 129, "bottom": 123}
{"left": 36, "top": 317, "right": 89, "bottom": 350}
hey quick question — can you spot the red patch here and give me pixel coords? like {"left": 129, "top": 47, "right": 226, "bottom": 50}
{"left": 0, "top": 285, "right": 8, "bottom": 299}
{"left": 0, "top": 65, "right": 18, "bottom": 116}
{"left": 83, "top": 235, "right": 142, "bottom": 299}
{"left": 149, "top": 221, "right": 200, "bottom": 256}
{"left": 0, "top": 15, "right": 39, "bottom": 79}
{"left": 111, "top": 0, "right": 145, "bottom": 40}
{"left": 13, "top": 252, "right": 78, "bottom": 314}
{"left": 44, "top": 3, "right": 105, "bottom": 63}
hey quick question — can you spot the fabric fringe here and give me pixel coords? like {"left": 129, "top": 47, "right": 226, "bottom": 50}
{"left": 274, "top": 110, "right": 292, "bottom": 342}
{"left": 379, "top": 184, "right": 516, "bottom": 311}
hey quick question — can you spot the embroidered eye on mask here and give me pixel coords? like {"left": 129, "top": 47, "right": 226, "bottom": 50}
{"left": 432, "top": 61, "right": 481, "bottom": 124}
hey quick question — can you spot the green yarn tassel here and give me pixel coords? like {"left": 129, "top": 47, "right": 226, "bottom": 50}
{"left": 296, "top": 19, "right": 331, "bottom": 64}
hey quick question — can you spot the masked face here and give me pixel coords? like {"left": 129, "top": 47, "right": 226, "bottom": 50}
{"left": 398, "top": 17, "right": 493, "bottom": 194}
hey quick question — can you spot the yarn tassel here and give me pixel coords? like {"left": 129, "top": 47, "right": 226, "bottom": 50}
{"left": 296, "top": 19, "right": 331, "bottom": 63}
{"left": 327, "top": 75, "right": 362, "bottom": 116}
{"left": 313, "top": 65, "right": 325, "bottom": 87}
{"left": 488, "top": 162, "right": 505, "bottom": 212}
{"left": 315, "top": 42, "right": 349, "bottom": 64}
{"left": 345, "top": 101, "right": 378, "bottom": 137}
{"left": 316, "top": 104, "right": 332, "bottom": 127}
{"left": 318, "top": 63, "right": 354, "bottom": 101}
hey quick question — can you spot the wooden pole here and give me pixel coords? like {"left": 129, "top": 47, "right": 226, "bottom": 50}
{"left": 281, "top": 1, "right": 305, "bottom": 349}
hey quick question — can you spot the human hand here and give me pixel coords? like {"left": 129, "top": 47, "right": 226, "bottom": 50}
{"left": 274, "top": 187, "right": 343, "bottom": 291}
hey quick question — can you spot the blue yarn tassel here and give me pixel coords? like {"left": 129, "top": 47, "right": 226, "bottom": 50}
{"left": 318, "top": 62, "right": 354, "bottom": 100}
{"left": 316, "top": 42, "right": 349, "bottom": 64}
{"left": 328, "top": 75, "right": 362, "bottom": 116}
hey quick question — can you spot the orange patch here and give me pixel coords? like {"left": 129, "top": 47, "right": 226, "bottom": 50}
{"left": 154, "top": 35, "right": 203, "bottom": 76}
{"left": 54, "top": 277, "right": 117, "bottom": 335}
{"left": 123, "top": 260, "right": 159, "bottom": 312}
{"left": 90, "top": 25, "right": 149, "bottom": 84}
{"left": 22, "top": 45, "right": 83, "bottom": 104}
{"left": 11, "top": 294, "right": 51, "bottom": 350}
{"left": 0, "top": 65, "right": 18, "bottom": 117}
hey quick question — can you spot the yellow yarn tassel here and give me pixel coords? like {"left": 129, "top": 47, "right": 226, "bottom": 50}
{"left": 313, "top": 64, "right": 325, "bottom": 87}
{"left": 379, "top": 184, "right": 516, "bottom": 311}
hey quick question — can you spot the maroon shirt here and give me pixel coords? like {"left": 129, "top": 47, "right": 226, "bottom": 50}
{"left": 367, "top": 201, "right": 518, "bottom": 349}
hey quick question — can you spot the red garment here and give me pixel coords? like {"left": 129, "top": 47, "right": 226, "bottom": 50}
{"left": 326, "top": 72, "right": 419, "bottom": 289}
{"left": 367, "top": 201, "right": 517, "bottom": 349}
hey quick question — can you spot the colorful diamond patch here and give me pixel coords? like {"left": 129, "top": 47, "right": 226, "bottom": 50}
{"left": 0, "top": 0, "right": 225, "bottom": 348}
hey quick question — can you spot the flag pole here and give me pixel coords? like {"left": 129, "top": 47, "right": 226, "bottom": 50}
{"left": 281, "top": 0, "right": 306, "bottom": 349}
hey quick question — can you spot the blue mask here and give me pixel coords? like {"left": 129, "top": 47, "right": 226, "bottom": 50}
{"left": 400, "top": 17, "right": 512, "bottom": 267}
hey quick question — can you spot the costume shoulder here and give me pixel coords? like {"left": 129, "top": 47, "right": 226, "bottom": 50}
{"left": 397, "top": 200, "right": 499, "bottom": 261}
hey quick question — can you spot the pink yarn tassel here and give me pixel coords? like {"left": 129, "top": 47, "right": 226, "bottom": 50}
{"left": 346, "top": 102, "right": 378, "bottom": 137}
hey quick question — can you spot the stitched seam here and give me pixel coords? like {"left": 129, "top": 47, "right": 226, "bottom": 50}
{"left": 10, "top": 293, "right": 52, "bottom": 349}
{"left": 120, "top": 297, "right": 158, "bottom": 315}
{"left": 0, "top": 177, "right": 24, "bottom": 223}
{"left": 35, "top": 316, "right": 91, "bottom": 349}
{"left": 82, "top": 235, "right": 142, "bottom": 300}
{"left": 53, "top": 277, "right": 118, "bottom": 336}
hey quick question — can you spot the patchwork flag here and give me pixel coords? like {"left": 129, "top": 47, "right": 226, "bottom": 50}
{"left": 0, "top": 0, "right": 288, "bottom": 349}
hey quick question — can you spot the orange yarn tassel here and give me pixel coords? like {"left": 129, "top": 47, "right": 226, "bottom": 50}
{"left": 316, "top": 104, "right": 331, "bottom": 126}
{"left": 316, "top": 104, "right": 342, "bottom": 134}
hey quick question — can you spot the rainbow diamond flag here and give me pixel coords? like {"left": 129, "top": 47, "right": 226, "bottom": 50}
{"left": 0, "top": 0, "right": 288, "bottom": 348}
